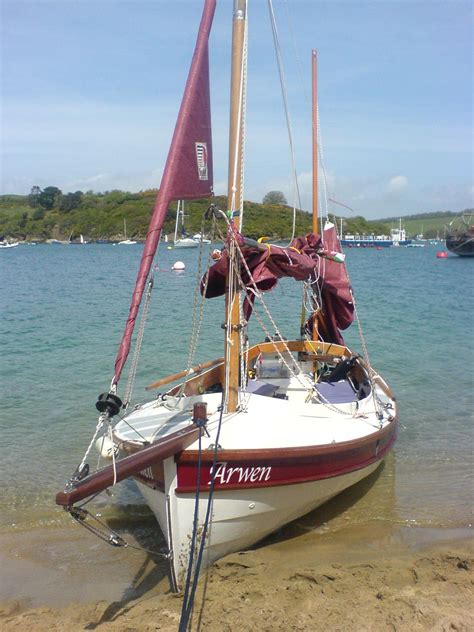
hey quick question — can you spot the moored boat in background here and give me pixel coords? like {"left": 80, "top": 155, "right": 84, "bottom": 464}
{"left": 445, "top": 213, "right": 474, "bottom": 257}
{"left": 341, "top": 220, "right": 411, "bottom": 248}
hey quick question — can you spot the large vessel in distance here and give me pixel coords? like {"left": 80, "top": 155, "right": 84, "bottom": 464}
{"left": 341, "top": 219, "right": 411, "bottom": 248}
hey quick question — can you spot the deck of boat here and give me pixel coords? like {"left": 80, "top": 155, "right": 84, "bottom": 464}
{"left": 115, "top": 375, "right": 393, "bottom": 452}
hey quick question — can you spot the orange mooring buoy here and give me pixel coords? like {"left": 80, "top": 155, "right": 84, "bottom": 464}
{"left": 436, "top": 251, "right": 448, "bottom": 259}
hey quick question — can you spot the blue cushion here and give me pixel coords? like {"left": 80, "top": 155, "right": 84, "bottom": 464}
{"left": 246, "top": 380, "right": 279, "bottom": 397}
{"left": 315, "top": 380, "right": 355, "bottom": 404}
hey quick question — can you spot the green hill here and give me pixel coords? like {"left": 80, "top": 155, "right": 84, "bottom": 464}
{"left": 0, "top": 187, "right": 471, "bottom": 242}
{"left": 375, "top": 211, "right": 470, "bottom": 239}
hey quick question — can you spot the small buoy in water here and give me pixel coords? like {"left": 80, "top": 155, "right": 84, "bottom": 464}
{"left": 376, "top": 246, "right": 383, "bottom": 251}
{"left": 436, "top": 251, "right": 448, "bottom": 259}
{"left": 172, "top": 261, "right": 185, "bottom": 270}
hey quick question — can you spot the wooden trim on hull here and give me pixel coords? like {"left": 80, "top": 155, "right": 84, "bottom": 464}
{"left": 175, "top": 416, "right": 398, "bottom": 493}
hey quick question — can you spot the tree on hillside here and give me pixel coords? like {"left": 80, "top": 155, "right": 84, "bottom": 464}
{"left": 59, "top": 191, "right": 83, "bottom": 213}
{"left": 39, "top": 186, "right": 62, "bottom": 210}
{"left": 262, "top": 190, "right": 287, "bottom": 205}
{"left": 32, "top": 207, "right": 46, "bottom": 221}
{"left": 28, "top": 185, "right": 42, "bottom": 208}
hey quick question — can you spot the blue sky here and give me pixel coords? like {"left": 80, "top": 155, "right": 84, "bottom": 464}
{"left": 1, "top": 0, "right": 472, "bottom": 218}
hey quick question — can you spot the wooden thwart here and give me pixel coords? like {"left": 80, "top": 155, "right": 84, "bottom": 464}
{"left": 146, "top": 358, "right": 224, "bottom": 391}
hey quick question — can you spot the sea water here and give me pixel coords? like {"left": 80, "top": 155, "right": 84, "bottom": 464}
{"left": 1, "top": 243, "right": 473, "bottom": 537}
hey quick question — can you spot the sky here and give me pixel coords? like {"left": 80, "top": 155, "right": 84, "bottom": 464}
{"left": 1, "top": 0, "right": 472, "bottom": 219}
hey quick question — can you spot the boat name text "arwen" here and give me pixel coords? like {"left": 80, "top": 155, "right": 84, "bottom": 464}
{"left": 210, "top": 462, "right": 272, "bottom": 485}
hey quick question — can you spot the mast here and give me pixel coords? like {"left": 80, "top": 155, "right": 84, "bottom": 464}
{"left": 225, "top": 0, "right": 247, "bottom": 412}
{"left": 174, "top": 201, "right": 180, "bottom": 243}
{"left": 311, "top": 49, "right": 319, "bottom": 342}
{"left": 312, "top": 49, "right": 318, "bottom": 234}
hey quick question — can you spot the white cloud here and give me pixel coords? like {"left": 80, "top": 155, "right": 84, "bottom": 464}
{"left": 387, "top": 175, "right": 408, "bottom": 192}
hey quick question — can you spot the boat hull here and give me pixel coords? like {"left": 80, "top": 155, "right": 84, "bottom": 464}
{"left": 173, "top": 239, "right": 199, "bottom": 248}
{"left": 136, "top": 456, "right": 385, "bottom": 591}
{"left": 446, "top": 234, "right": 474, "bottom": 257}
{"left": 340, "top": 239, "right": 412, "bottom": 248}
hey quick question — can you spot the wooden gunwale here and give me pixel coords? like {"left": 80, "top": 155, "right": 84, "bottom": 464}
{"left": 142, "top": 340, "right": 349, "bottom": 398}
{"left": 175, "top": 416, "right": 398, "bottom": 493}
{"left": 177, "top": 411, "right": 397, "bottom": 464}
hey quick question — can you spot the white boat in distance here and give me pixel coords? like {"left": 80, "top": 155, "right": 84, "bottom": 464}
{"left": 118, "top": 219, "right": 137, "bottom": 245}
{"left": 173, "top": 200, "right": 198, "bottom": 248}
{"left": 56, "top": 0, "right": 398, "bottom": 597}
{"left": 0, "top": 240, "right": 19, "bottom": 249}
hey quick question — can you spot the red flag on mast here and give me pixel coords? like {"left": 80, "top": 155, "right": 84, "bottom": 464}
{"left": 113, "top": 0, "right": 216, "bottom": 388}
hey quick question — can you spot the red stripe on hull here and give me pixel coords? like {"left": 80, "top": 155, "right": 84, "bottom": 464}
{"left": 175, "top": 420, "right": 397, "bottom": 493}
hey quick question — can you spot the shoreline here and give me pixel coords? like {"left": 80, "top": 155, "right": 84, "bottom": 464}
{"left": 1, "top": 521, "right": 472, "bottom": 631}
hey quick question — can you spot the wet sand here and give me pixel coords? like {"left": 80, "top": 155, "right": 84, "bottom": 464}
{"left": 1, "top": 521, "right": 472, "bottom": 631}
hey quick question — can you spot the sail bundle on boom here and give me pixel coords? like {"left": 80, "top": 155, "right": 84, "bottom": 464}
{"left": 202, "top": 222, "right": 354, "bottom": 344}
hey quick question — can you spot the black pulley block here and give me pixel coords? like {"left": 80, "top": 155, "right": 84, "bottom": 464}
{"left": 96, "top": 392, "right": 123, "bottom": 416}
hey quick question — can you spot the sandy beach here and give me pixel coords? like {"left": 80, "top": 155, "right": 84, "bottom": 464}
{"left": 1, "top": 520, "right": 472, "bottom": 631}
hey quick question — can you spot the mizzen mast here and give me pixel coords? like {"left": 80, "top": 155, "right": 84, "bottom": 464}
{"left": 225, "top": 0, "right": 247, "bottom": 412}
{"left": 311, "top": 49, "right": 320, "bottom": 342}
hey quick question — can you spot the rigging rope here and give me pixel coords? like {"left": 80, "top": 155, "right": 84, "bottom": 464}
{"left": 123, "top": 271, "right": 155, "bottom": 408}
{"left": 175, "top": 223, "right": 213, "bottom": 402}
{"left": 268, "top": 0, "right": 300, "bottom": 241}
{"left": 281, "top": 0, "right": 331, "bottom": 229}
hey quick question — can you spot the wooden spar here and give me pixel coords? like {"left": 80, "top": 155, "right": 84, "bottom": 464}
{"left": 225, "top": 0, "right": 246, "bottom": 413}
{"left": 311, "top": 49, "right": 320, "bottom": 343}
{"left": 312, "top": 49, "right": 318, "bottom": 234}
{"left": 145, "top": 357, "right": 224, "bottom": 391}
{"left": 56, "top": 424, "right": 201, "bottom": 507}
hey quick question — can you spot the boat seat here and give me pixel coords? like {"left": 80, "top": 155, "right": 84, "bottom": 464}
{"left": 315, "top": 380, "right": 356, "bottom": 404}
{"left": 245, "top": 379, "right": 279, "bottom": 397}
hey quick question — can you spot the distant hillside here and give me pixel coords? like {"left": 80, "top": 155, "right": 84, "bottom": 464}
{"left": 0, "top": 187, "right": 470, "bottom": 241}
{"left": 374, "top": 210, "right": 473, "bottom": 239}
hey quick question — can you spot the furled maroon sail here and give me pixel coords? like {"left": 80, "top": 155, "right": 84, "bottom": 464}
{"left": 202, "top": 223, "right": 354, "bottom": 345}
{"left": 301, "top": 222, "right": 354, "bottom": 344}
{"left": 113, "top": 0, "right": 216, "bottom": 387}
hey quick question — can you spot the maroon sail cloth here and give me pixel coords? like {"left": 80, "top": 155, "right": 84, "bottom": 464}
{"left": 203, "top": 234, "right": 317, "bottom": 320}
{"left": 202, "top": 224, "right": 354, "bottom": 344}
{"left": 297, "top": 224, "right": 354, "bottom": 344}
{"left": 113, "top": 0, "right": 216, "bottom": 386}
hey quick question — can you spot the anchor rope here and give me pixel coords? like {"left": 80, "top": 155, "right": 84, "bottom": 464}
{"left": 178, "top": 390, "right": 226, "bottom": 631}
{"left": 179, "top": 424, "right": 203, "bottom": 626}
{"left": 68, "top": 507, "right": 170, "bottom": 558}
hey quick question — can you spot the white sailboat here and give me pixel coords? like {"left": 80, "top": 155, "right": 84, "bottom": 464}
{"left": 118, "top": 219, "right": 137, "bottom": 245}
{"left": 173, "top": 200, "right": 198, "bottom": 248}
{"left": 56, "top": 0, "right": 398, "bottom": 597}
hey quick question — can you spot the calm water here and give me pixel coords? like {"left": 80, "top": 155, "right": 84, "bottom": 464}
{"left": 1, "top": 243, "right": 473, "bottom": 535}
